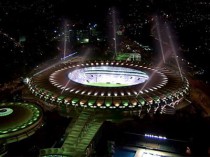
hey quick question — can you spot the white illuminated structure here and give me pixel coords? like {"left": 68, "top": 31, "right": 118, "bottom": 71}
{"left": 68, "top": 66, "right": 149, "bottom": 87}
{"left": 144, "top": 134, "right": 167, "bottom": 140}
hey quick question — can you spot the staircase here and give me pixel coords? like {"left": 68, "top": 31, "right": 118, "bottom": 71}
{"left": 40, "top": 109, "right": 103, "bottom": 157}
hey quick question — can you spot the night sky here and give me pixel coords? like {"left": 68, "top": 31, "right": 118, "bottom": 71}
{"left": 0, "top": 0, "right": 210, "bottom": 156}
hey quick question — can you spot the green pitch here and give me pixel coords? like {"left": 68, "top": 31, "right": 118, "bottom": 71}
{"left": 86, "top": 82, "right": 128, "bottom": 87}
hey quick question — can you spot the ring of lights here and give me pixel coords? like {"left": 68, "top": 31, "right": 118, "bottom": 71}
{"left": 0, "top": 102, "right": 43, "bottom": 143}
{"left": 0, "top": 108, "right": 13, "bottom": 117}
{"left": 28, "top": 60, "right": 189, "bottom": 113}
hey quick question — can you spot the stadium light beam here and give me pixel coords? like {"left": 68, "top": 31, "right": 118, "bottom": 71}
{"left": 155, "top": 16, "right": 165, "bottom": 64}
{"left": 166, "top": 24, "right": 184, "bottom": 81}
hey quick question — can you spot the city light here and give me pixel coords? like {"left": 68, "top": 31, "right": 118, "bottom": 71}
{"left": 144, "top": 134, "right": 167, "bottom": 140}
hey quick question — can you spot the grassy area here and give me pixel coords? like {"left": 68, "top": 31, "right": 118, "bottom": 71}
{"left": 115, "top": 53, "right": 130, "bottom": 61}
{"left": 86, "top": 82, "right": 128, "bottom": 87}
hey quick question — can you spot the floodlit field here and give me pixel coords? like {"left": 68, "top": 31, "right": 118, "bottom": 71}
{"left": 68, "top": 66, "right": 149, "bottom": 87}
{"left": 86, "top": 82, "right": 128, "bottom": 87}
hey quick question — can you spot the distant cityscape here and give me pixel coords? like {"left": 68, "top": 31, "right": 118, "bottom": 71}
{"left": 0, "top": 0, "right": 210, "bottom": 157}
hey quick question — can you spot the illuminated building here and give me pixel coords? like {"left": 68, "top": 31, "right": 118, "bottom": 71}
{"left": 0, "top": 102, "right": 43, "bottom": 156}
{"left": 26, "top": 59, "right": 189, "bottom": 156}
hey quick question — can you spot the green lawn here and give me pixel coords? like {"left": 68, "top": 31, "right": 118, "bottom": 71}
{"left": 86, "top": 82, "right": 128, "bottom": 87}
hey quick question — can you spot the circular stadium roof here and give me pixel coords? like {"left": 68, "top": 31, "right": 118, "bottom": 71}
{"left": 0, "top": 102, "right": 43, "bottom": 143}
{"left": 28, "top": 60, "right": 189, "bottom": 113}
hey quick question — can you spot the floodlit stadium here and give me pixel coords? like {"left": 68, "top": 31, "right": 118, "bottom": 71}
{"left": 26, "top": 60, "right": 189, "bottom": 157}
{"left": 27, "top": 60, "right": 189, "bottom": 114}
